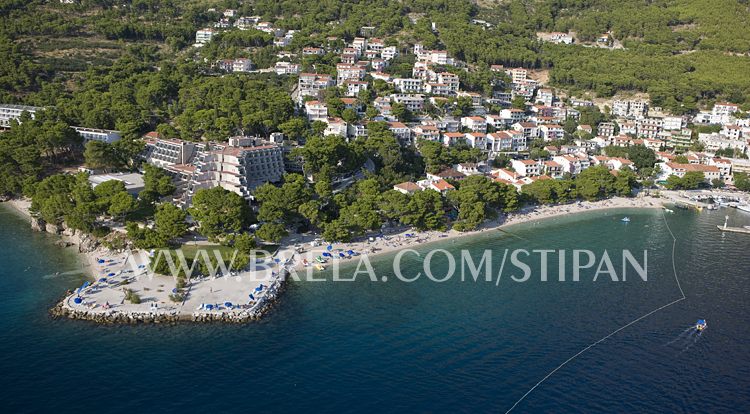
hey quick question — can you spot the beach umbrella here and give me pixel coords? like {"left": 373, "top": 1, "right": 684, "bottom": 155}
{"left": 249, "top": 294, "right": 255, "bottom": 300}
{"left": 338, "top": 252, "right": 346, "bottom": 258}
{"left": 322, "top": 252, "right": 332, "bottom": 257}
{"left": 327, "top": 245, "right": 333, "bottom": 251}
{"left": 274, "top": 258, "right": 281, "bottom": 263}
{"left": 73, "top": 297, "right": 82, "bottom": 304}
{"left": 224, "top": 302, "right": 233, "bottom": 308}
{"left": 107, "top": 273, "right": 115, "bottom": 277}
{"left": 98, "top": 278, "right": 107, "bottom": 282}
{"left": 205, "top": 304, "right": 214, "bottom": 310}
{"left": 347, "top": 250, "right": 354, "bottom": 255}
{"left": 172, "top": 288, "right": 178, "bottom": 294}
{"left": 97, "top": 259, "right": 105, "bottom": 264}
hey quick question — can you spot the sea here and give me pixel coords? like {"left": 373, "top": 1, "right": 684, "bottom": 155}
{"left": 0, "top": 204, "right": 748, "bottom": 413}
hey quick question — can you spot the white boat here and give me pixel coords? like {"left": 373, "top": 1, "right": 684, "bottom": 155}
{"left": 696, "top": 319, "right": 707, "bottom": 332}
{"left": 621, "top": 217, "right": 631, "bottom": 222}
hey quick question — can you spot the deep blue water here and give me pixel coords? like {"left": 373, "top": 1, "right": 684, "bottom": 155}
{"left": 0, "top": 205, "right": 749, "bottom": 413}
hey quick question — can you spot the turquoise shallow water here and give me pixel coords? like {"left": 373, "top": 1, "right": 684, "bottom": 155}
{"left": 0, "top": 205, "right": 748, "bottom": 413}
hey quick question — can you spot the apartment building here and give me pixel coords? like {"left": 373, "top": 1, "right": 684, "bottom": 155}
{"left": 597, "top": 122, "right": 616, "bottom": 137}
{"left": 381, "top": 46, "right": 398, "bottom": 61}
{"left": 0, "top": 104, "right": 40, "bottom": 127}
{"left": 187, "top": 139, "right": 284, "bottom": 202}
{"left": 612, "top": 99, "right": 648, "bottom": 118}
{"left": 512, "top": 122, "right": 538, "bottom": 140}
{"left": 510, "top": 159, "right": 541, "bottom": 177}
{"left": 437, "top": 72, "right": 460, "bottom": 93}
{"left": 297, "top": 73, "right": 335, "bottom": 102}
{"left": 275, "top": 61, "right": 300, "bottom": 75}
{"left": 144, "top": 137, "right": 197, "bottom": 168}
{"left": 539, "top": 124, "right": 564, "bottom": 141}
{"left": 232, "top": 58, "right": 253, "bottom": 72}
{"left": 305, "top": 101, "right": 328, "bottom": 122}
{"left": 461, "top": 116, "right": 487, "bottom": 133}
{"left": 390, "top": 94, "right": 425, "bottom": 112}
{"left": 336, "top": 64, "right": 366, "bottom": 85}
{"left": 195, "top": 28, "right": 215, "bottom": 44}
{"left": 393, "top": 78, "right": 424, "bottom": 93}
{"left": 73, "top": 127, "right": 121, "bottom": 144}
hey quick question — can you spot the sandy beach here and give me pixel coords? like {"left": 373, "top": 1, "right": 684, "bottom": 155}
{"left": 280, "top": 195, "right": 665, "bottom": 274}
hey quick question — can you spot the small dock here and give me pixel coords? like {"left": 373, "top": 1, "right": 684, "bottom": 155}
{"left": 717, "top": 225, "right": 750, "bottom": 234}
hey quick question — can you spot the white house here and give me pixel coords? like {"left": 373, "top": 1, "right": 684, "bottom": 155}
{"left": 195, "top": 28, "right": 215, "bottom": 44}
{"left": 658, "top": 162, "right": 720, "bottom": 183}
{"left": 305, "top": 101, "right": 328, "bottom": 122}
{"left": 512, "top": 122, "right": 538, "bottom": 140}
{"left": 461, "top": 116, "right": 487, "bottom": 133}
{"left": 275, "top": 62, "right": 300, "bottom": 75}
{"left": 539, "top": 124, "right": 565, "bottom": 141}
{"left": 510, "top": 159, "right": 541, "bottom": 177}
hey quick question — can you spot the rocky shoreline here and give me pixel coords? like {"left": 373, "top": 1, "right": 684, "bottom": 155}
{"left": 4, "top": 199, "right": 101, "bottom": 255}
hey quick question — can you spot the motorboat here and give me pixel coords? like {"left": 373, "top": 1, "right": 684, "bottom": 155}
{"left": 696, "top": 319, "right": 707, "bottom": 332}
{"left": 621, "top": 217, "right": 631, "bottom": 222}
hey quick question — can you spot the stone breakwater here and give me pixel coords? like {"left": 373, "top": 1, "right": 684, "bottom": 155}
{"left": 191, "top": 274, "right": 286, "bottom": 323}
{"left": 50, "top": 297, "right": 182, "bottom": 324}
{"left": 50, "top": 271, "right": 287, "bottom": 325}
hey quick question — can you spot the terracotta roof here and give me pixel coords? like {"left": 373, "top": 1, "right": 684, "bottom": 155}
{"left": 431, "top": 179, "right": 455, "bottom": 191}
{"left": 394, "top": 182, "right": 420, "bottom": 192}
{"left": 665, "top": 163, "right": 719, "bottom": 172}
{"left": 518, "top": 159, "right": 538, "bottom": 166}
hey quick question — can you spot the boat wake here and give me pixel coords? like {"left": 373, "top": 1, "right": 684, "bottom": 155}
{"left": 41, "top": 269, "right": 85, "bottom": 279}
{"left": 665, "top": 326, "right": 705, "bottom": 352}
